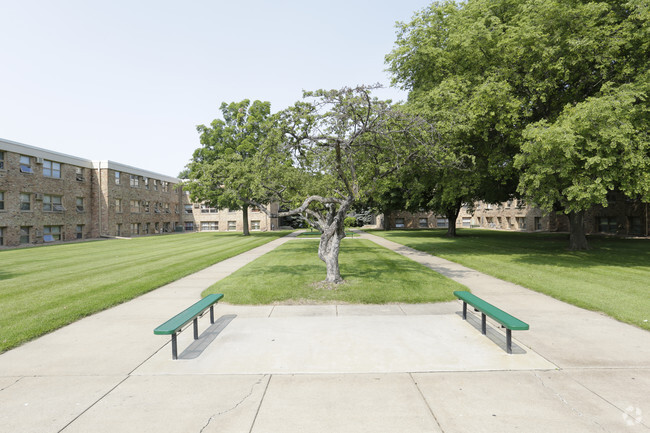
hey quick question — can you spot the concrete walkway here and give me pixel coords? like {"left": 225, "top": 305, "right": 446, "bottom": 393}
{"left": 0, "top": 231, "right": 648, "bottom": 432}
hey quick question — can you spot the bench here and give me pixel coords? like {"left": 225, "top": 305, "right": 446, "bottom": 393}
{"left": 453, "top": 291, "right": 529, "bottom": 354}
{"left": 154, "top": 293, "right": 224, "bottom": 359}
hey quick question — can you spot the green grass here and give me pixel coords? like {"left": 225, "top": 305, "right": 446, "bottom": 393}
{"left": 203, "top": 239, "right": 464, "bottom": 304}
{"left": 369, "top": 229, "right": 650, "bottom": 331}
{"left": 0, "top": 231, "right": 289, "bottom": 352}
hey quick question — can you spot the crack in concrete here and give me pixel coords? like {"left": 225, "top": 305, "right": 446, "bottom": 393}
{"left": 533, "top": 372, "right": 611, "bottom": 433}
{"left": 198, "top": 375, "right": 268, "bottom": 433}
{"left": 0, "top": 376, "right": 23, "bottom": 392}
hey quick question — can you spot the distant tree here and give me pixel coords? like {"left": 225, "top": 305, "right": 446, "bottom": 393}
{"left": 252, "top": 85, "right": 452, "bottom": 284}
{"left": 184, "top": 100, "right": 271, "bottom": 236}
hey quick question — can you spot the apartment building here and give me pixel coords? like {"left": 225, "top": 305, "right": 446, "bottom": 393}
{"left": 0, "top": 139, "right": 279, "bottom": 247}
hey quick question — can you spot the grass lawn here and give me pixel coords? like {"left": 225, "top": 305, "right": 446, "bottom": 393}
{"left": 203, "top": 239, "right": 464, "bottom": 304}
{"left": 0, "top": 231, "right": 289, "bottom": 352}
{"left": 369, "top": 229, "right": 650, "bottom": 331}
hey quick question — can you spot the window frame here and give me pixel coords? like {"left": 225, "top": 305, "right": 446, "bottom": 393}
{"left": 0, "top": 191, "right": 4, "bottom": 211}
{"left": 227, "top": 221, "right": 237, "bottom": 231}
{"left": 43, "top": 160, "right": 61, "bottom": 178}
{"left": 19, "top": 155, "right": 33, "bottom": 174}
{"left": 0, "top": 151, "right": 4, "bottom": 170}
{"left": 43, "top": 225, "right": 62, "bottom": 242}
{"left": 43, "top": 194, "right": 64, "bottom": 212}
{"left": 20, "top": 193, "right": 31, "bottom": 211}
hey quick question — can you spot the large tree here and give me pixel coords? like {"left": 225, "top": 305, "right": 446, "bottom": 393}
{"left": 184, "top": 99, "right": 271, "bottom": 235}
{"left": 387, "top": 0, "right": 650, "bottom": 248}
{"left": 252, "top": 85, "right": 450, "bottom": 284}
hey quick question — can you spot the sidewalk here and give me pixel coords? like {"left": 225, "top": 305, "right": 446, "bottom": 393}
{"left": 0, "top": 231, "right": 648, "bottom": 433}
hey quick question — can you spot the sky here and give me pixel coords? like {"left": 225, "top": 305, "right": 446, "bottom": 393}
{"left": 0, "top": 0, "right": 431, "bottom": 178}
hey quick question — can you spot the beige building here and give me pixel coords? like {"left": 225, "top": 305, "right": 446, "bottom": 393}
{"left": 0, "top": 139, "right": 279, "bottom": 247}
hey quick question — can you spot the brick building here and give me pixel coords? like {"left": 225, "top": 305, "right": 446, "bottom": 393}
{"left": 0, "top": 139, "right": 279, "bottom": 247}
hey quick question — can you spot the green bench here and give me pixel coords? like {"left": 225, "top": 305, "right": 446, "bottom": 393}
{"left": 154, "top": 293, "right": 224, "bottom": 359}
{"left": 453, "top": 291, "right": 529, "bottom": 354}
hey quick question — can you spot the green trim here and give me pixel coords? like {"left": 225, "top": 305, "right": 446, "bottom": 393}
{"left": 154, "top": 293, "right": 224, "bottom": 335}
{"left": 454, "top": 291, "right": 529, "bottom": 330}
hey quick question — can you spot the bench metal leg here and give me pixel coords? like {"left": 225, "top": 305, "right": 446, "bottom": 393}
{"left": 193, "top": 317, "right": 199, "bottom": 340}
{"left": 481, "top": 313, "right": 487, "bottom": 335}
{"left": 210, "top": 305, "right": 215, "bottom": 324}
{"left": 171, "top": 333, "right": 178, "bottom": 360}
{"left": 462, "top": 302, "right": 467, "bottom": 319}
{"left": 506, "top": 329, "right": 512, "bottom": 354}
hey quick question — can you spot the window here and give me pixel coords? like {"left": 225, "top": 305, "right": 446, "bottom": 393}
{"left": 153, "top": 202, "right": 161, "bottom": 213}
{"left": 163, "top": 222, "right": 170, "bottom": 233}
{"left": 0, "top": 227, "right": 3, "bottom": 245}
{"left": 130, "top": 175, "right": 139, "bottom": 187}
{"left": 201, "top": 204, "right": 218, "bottom": 213}
{"left": 76, "top": 225, "right": 83, "bottom": 239}
{"left": 43, "top": 225, "right": 62, "bottom": 242}
{"left": 418, "top": 218, "right": 428, "bottom": 228}
{"left": 227, "top": 221, "right": 236, "bottom": 231}
{"left": 20, "top": 226, "right": 30, "bottom": 244}
{"left": 130, "top": 200, "right": 140, "bottom": 213}
{"left": 76, "top": 197, "right": 84, "bottom": 212}
{"left": 251, "top": 206, "right": 261, "bottom": 212}
{"left": 185, "top": 222, "right": 194, "bottom": 231}
{"left": 154, "top": 222, "right": 159, "bottom": 233}
{"left": 516, "top": 217, "right": 526, "bottom": 230}
{"left": 395, "top": 218, "right": 405, "bottom": 228}
{"left": 506, "top": 217, "right": 512, "bottom": 227}
{"left": 143, "top": 201, "right": 150, "bottom": 213}
{"left": 175, "top": 204, "right": 179, "bottom": 214}
{"left": 0, "top": 151, "right": 4, "bottom": 169}
{"left": 497, "top": 217, "right": 502, "bottom": 227}
{"left": 486, "top": 217, "right": 494, "bottom": 227}
{"left": 144, "top": 223, "right": 150, "bottom": 234}
{"left": 436, "top": 218, "right": 448, "bottom": 228}
{"left": 485, "top": 203, "right": 493, "bottom": 210}
{"left": 0, "top": 191, "right": 3, "bottom": 210}
{"left": 20, "top": 155, "right": 33, "bottom": 173}
{"left": 153, "top": 180, "right": 158, "bottom": 191}
{"left": 535, "top": 217, "right": 542, "bottom": 231}
{"left": 162, "top": 181, "right": 169, "bottom": 192}
{"left": 597, "top": 217, "right": 617, "bottom": 233}
{"left": 43, "top": 160, "right": 61, "bottom": 178}
{"left": 462, "top": 217, "right": 471, "bottom": 227}
{"left": 75, "top": 167, "right": 85, "bottom": 181}
{"left": 251, "top": 220, "right": 261, "bottom": 230}
{"left": 201, "top": 222, "right": 218, "bottom": 231}
{"left": 20, "top": 193, "right": 31, "bottom": 210}
{"left": 131, "top": 223, "right": 140, "bottom": 235}
{"left": 44, "top": 195, "right": 64, "bottom": 212}
{"left": 143, "top": 177, "right": 149, "bottom": 189}
{"left": 115, "top": 171, "right": 120, "bottom": 185}
{"left": 164, "top": 203, "right": 171, "bottom": 213}
{"left": 115, "top": 198, "right": 123, "bottom": 213}
{"left": 629, "top": 216, "right": 642, "bottom": 235}
{"left": 184, "top": 204, "right": 193, "bottom": 214}
{"left": 116, "top": 224, "right": 122, "bottom": 236}
{"left": 506, "top": 200, "right": 513, "bottom": 209}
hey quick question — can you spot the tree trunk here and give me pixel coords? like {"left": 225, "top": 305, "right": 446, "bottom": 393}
{"left": 383, "top": 210, "right": 391, "bottom": 231}
{"left": 242, "top": 206, "right": 250, "bottom": 236}
{"left": 568, "top": 210, "right": 589, "bottom": 250}
{"left": 318, "top": 218, "right": 346, "bottom": 284}
{"left": 445, "top": 202, "right": 461, "bottom": 237}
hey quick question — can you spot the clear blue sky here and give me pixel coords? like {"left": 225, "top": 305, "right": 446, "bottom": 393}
{"left": 0, "top": 0, "right": 429, "bottom": 177}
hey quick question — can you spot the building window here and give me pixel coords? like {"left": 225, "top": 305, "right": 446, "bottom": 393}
{"left": 436, "top": 218, "right": 448, "bottom": 228}
{"left": 164, "top": 203, "right": 171, "bottom": 213}
{"left": 0, "top": 151, "right": 4, "bottom": 169}
{"left": 153, "top": 202, "right": 161, "bottom": 213}
{"left": 185, "top": 222, "right": 194, "bottom": 231}
{"left": 184, "top": 204, "right": 193, "bottom": 214}
{"left": 251, "top": 220, "right": 261, "bottom": 230}
{"left": 162, "top": 181, "right": 169, "bottom": 192}
{"left": 153, "top": 180, "right": 158, "bottom": 191}
{"left": 130, "top": 200, "right": 140, "bottom": 213}
{"left": 0, "top": 227, "right": 4, "bottom": 245}
{"left": 201, "top": 222, "right": 219, "bottom": 231}
{"left": 227, "top": 221, "right": 236, "bottom": 231}
{"left": 43, "top": 225, "right": 62, "bottom": 242}
{"left": 44, "top": 195, "right": 64, "bottom": 212}
{"left": 418, "top": 218, "right": 428, "bottom": 228}
{"left": 20, "top": 226, "right": 30, "bottom": 244}
{"left": 76, "top": 167, "right": 85, "bottom": 181}
{"left": 462, "top": 217, "right": 471, "bottom": 227}
{"left": 116, "top": 224, "right": 122, "bottom": 236}
{"left": 115, "top": 171, "right": 120, "bottom": 185}
{"left": 43, "top": 160, "right": 61, "bottom": 178}
{"left": 175, "top": 204, "right": 179, "bottom": 214}
{"left": 20, "top": 193, "right": 31, "bottom": 210}
{"left": 143, "top": 201, "right": 150, "bottom": 213}
{"left": 76, "top": 197, "right": 84, "bottom": 212}
{"left": 154, "top": 222, "right": 159, "bottom": 233}
{"left": 516, "top": 217, "right": 526, "bottom": 230}
{"left": 163, "top": 222, "right": 170, "bottom": 233}
{"left": 394, "top": 218, "right": 405, "bottom": 228}
{"left": 201, "top": 204, "right": 218, "bottom": 213}
{"left": 20, "top": 155, "right": 33, "bottom": 173}
{"left": 629, "top": 216, "right": 642, "bottom": 235}
{"left": 535, "top": 217, "right": 542, "bottom": 231}
{"left": 143, "top": 177, "right": 149, "bottom": 189}
{"left": 130, "top": 175, "right": 139, "bottom": 187}
{"left": 131, "top": 223, "right": 140, "bottom": 235}
{"left": 76, "top": 225, "right": 83, "bottom": 239}
{"left": 506, "top": 200, "right": 513, "bottom": 209}
{"left": 597, "top": 217, "right": 617, "bottom": 233}
{"left": 506, "top": 216, "right": 512, "bottom": 227}
{"left": 0, "top": 191, "right": 3, "bottom": 210}
{"left": 115, "top": 198, "right": 123, "bottom": 213}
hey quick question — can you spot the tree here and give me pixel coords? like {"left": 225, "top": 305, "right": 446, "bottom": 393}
{"left": 515, "top": 79, "right": 650, "bottom": 249}
{"left": 252, "top": 85, "right": 450, "bottom": 284}
{"left": 387, "top": 0, "right": 650, "bottom": 248}
{"left": 184, "top": 100, "right": 271, "bottom": 235}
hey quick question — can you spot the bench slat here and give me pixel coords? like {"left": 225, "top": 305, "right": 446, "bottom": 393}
{"left": 453, "top": 291, "right": 529, "bottom": 330}
{"left": 154, "top": 293, "right": 224, "bottom": 335}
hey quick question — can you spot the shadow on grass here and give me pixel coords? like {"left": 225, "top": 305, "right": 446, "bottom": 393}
{"left": 0, "top": 271, "right": 14, "bottom": 281}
